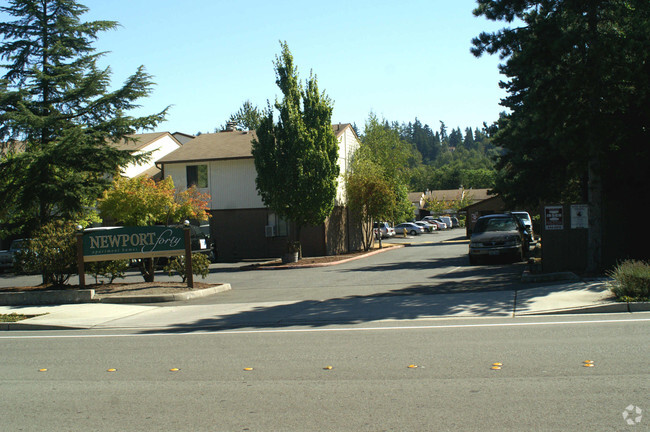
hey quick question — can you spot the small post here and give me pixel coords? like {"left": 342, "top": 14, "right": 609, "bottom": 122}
{"left": 76, "top": 229, "right": 85, "bottom": 289}
{"left": 183, "top": 222, "right": 194, "bottom": 288}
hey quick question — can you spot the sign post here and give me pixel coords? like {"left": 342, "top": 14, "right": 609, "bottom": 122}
{"left": 77, "top": 232, "right": 86, "bottom": 289}
{"left": 184, "top": 227, "right": 193, "bottom": 288}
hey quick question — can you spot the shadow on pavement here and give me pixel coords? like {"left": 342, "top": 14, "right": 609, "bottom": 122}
{"left": 138, "top": 288, "right": 515, "bottom": 334}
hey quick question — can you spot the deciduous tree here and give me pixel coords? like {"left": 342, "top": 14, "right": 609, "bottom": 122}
{"left": 345, "top": 159, "right": 394, "bottom": 251}
{"left": 98, "top": 176, "right": 210, "bottom": 281}
{"left": 252, "top": 42, "right": 339, "bottom": 256}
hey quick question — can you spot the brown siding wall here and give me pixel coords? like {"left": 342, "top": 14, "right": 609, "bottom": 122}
{"left": 464, "top": 196, "right": 507, "bottom": 237}
{"left": 210, "top": 206, "right": 360, "bottom": 261}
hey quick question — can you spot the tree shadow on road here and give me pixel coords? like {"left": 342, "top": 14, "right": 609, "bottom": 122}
{"left": 137, "top": 279, "right": 518, "bottom": 335}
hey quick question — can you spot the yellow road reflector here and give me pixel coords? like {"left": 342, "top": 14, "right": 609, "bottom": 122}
{"left": 583, "top": 364, "right": 595, "bottom": 368}
{"left": 107, "top": 368, "right": 117, "bottom": 372}
{"left": 492, "top": 362, "right": 503, "bottom": 366}
{"left": 583, "top": 360, "right": 594, "bottom": 364}
{"left": 38, "top": 368, "right": 47, "bottom": 372}
{"left": 323, "top": 366, "right": 333, "bottom": 370}
{"left": 243, "top": 367, "right": 254, "bottom": 371}
{"left": 169, "top": 368, "right": 180, "bottom": 372}
{"left": 408, "top": 364, "right": 418, "bottom": 368}
{"left": 491, "top": 366, "right": 502, "bottom": 370}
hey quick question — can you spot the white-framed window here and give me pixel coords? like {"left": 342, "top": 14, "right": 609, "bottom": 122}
{"left": 267, "top": 212, "right": 289, "bottom": 237}
{"left": 186, "top": 164, "right": 208, "bottom": 188}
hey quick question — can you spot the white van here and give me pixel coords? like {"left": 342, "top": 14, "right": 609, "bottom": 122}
{"left": 511, "top": 211, "right": 535, "bottom": 243}
{"left": 440, "top": 216, "right": 454, "bottom": 229}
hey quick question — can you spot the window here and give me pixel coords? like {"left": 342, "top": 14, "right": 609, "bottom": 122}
{"left": 268, "top": 212, "right": 289, "bottom": 237}
{"left": 186, "top": 165, "right": 208, "bottom": 188}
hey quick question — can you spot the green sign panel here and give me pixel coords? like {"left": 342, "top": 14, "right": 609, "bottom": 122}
{"left": 82, "top": 226, "right": 185, "bottom": 262}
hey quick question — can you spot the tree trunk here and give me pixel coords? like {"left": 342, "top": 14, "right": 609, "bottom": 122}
{"left": 586, "top": 155, "right": 602, "bottom": 274}
{"left": 139, "top": 258, "right": 155, "bottom": 282}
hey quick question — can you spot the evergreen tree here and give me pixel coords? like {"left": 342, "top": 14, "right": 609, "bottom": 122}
{"left": 473, "top": 0, "right": 650, "bottom": 271}
{"left": 463, "top": 127, "right": 475, "bottom": 150}
{"left": 449, "top": 127, "right": 463, "bottom": 148}
{"left": 227, "top": 100, "right": 262, "bottom": 130}
{"left": 252, "top": 42, "right": 339, "bottom": 255}
{"left": 0, "top": 0, "right": 165, "bottom": 237}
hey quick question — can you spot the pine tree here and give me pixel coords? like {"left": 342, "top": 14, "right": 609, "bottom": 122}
{"left": 0, "top": 0, "right": 166, "bottom": 236}
{"left": 252, "top": 42, "right": 339, "bottom": 255}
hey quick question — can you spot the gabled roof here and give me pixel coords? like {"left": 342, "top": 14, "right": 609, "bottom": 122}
{"left": 157, "top": 130, "right": 257, "bottom": 164}
{"left": 157, "top": 123, "right": 356, "bottom": 165}
{"left": 113, "top": 132, "right": 180, "bottom": 152}
{"left": 408, "top": 192, "right": 424, "bottom": 203}
{"left": 2, "top": 133, "right": 179, "bottom": 158}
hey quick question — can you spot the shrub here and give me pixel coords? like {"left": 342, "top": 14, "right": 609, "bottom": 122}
{"left": 608, "top": 260, "right": 650, "bottom": 302}
{"left": 86, "top": 260, "right": 130, "bottom": 284}
{"left": 163, "top": 253, "right": 210, "bottom": 282}
{"left": 15, "top": 220, "right": 77, "bottom": 286}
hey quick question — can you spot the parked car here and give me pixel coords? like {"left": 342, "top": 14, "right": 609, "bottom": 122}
{"left": 440, "top": 216, "right": 454, "bottom": 229}
{"left": 414, "top": 221, "right": 435, "bottom": 232}
{"left": 394, "top": 222, "right": 425, "bottom": 236}
{"left": 421, "top": 216, "right": 447, "bottom": 229}
{"left": 170, "top": 223, "right": 215, "bottom": 262}
{"left": 450, "top": 216, "right": 460, "bottom": 228}
{"left": 511, "top": 211, "right": 534, "bottom": 242}
{"left": 0, "top": 239, "right": 26, "bottom": 272}
{"left": 373, "top": 221, "right": 396, "bottom": 239}
{"left": 468, "top": 214, "right": 530, "bottom": 265}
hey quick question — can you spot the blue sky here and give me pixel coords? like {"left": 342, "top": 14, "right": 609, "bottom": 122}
{"left": 52, "top": 1, "right": 510, "bottom": 134}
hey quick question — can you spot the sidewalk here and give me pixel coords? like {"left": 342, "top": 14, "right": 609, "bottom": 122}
{"left": 2, "top": 278, "right": 645, "bottom": 331}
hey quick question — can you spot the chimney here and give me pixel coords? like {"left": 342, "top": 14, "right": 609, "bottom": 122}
{"left": 225, "top": 121, "right": 237, "bottom": 132}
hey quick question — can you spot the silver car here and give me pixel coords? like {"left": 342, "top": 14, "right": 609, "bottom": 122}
{"left": 394, "top": 223, "right": 425, "bottom": 236}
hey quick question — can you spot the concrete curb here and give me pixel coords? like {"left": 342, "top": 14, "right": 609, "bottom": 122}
{"left": 250, "top": 245, "right": 404, "bottom": 270}
{"left": 0, "top": 284, "right": 231, "bottom": 307}
{"left": 521, "top": 270, "right": 580, "bottom": 283}
{"left": 98, "top": 284, "right": 231, "bottom": 303}
{"left": 0, "top": 289, "right": 95, "bottom": 306}
{"left": 517, "top": 301, "right": 650, "bottom": 316}
{"left": 0, "top": 321, "right": 83, "bottom": 331}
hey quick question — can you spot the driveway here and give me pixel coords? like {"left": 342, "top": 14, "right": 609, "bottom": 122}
{"left": 181, "top": 229, "right": 527, "bottom": 305}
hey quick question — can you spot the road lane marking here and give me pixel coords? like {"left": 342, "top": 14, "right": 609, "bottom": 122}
{"left": 1, "top": 317, "right": 648, "bottom": 339}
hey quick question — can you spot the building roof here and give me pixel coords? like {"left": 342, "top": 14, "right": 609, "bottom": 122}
{"left": 424, "top": 188, "right": 493, "bottom": 203}
{"left": 112, "top": 132, "right": 178, "bottom": 152}
{"left": 157, "top": 124, "right": 355, "bottom": 165}
{"left": 135, "top": 165, "right": 163, "bottom": 180}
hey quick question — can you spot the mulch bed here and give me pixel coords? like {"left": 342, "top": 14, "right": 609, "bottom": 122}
{"left": 0, "top": 281, "right": 215, "bottom": 297}
{"left": 246, "top": 245, "right": 397, "bottom": 269}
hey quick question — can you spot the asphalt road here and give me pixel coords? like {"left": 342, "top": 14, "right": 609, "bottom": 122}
{"left": 2, "top": 230, "right": 647, "bottom": 430}
{"left": 175, "top": 230, "right": 527, "bottom": 306}
{"left": 1, "top": 314, "right": 648, "bottom": 431}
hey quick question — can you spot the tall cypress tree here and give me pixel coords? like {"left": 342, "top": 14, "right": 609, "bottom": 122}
{"left": 0, "top": 0, "right": 166, "bottom": 236}
{"left": 252, "top": 42, "right": 339, "bottom": 254}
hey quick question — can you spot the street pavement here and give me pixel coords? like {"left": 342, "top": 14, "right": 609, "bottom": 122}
{"left": 1, "top": 313, "right": 648, "bottom": 431}
{"left": 1, "top": 230, "right": 648, "bottom": 431}
{"left": 0, "top": 229, "right": 630, "bottom": 331}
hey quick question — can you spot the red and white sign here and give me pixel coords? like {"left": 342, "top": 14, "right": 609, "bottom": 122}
{"left": 545, "top": 206, "right": 564, "bottom": 230}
